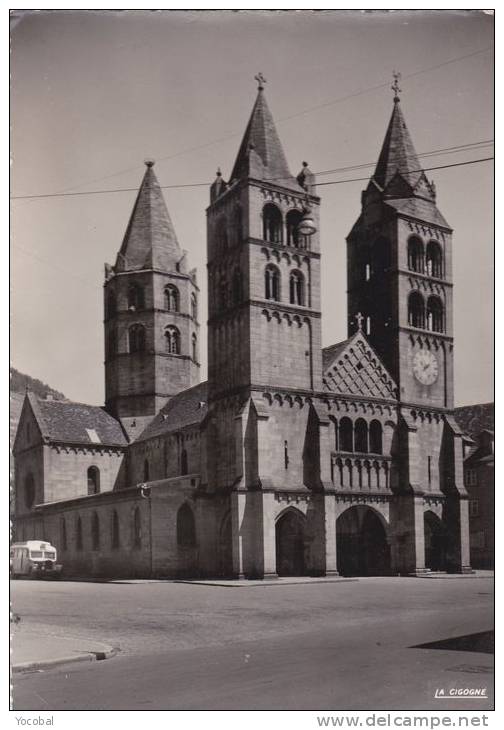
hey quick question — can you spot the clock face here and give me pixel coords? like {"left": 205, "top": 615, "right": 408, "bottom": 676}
{"left": 412, "top": 349, "right": 439, "bottom": 385}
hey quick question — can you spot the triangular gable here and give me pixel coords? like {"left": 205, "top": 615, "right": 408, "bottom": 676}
{"left": 323, "top": 332, "right": 397, "bottom": 401}
{"left": 12, "top": 392, "right": 47, "bottom": 453}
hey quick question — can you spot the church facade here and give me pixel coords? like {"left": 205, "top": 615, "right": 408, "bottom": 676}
{"left": 13, "top": 78, "right": 472, "bottom": 579}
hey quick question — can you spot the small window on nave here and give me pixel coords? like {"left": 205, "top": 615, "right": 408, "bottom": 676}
{"left": 87, "top": 466, "right": 100, "bottom": 495}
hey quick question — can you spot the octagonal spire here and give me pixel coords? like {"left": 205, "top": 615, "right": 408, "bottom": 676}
{"left": 116, "top": 161, "right": 182, "bottom": 272}
{"left": 230, "top": 79, "right": 303, "bottom": 192}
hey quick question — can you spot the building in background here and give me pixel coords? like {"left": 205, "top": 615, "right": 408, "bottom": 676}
{"left": 13, "top": 77, "right": 473, "bottom": 579}
{"left": 455, "top": 403, "right": 494, "bottom": 568}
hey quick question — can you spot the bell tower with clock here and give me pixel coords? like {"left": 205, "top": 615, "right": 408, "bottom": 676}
{"left": 347, "top": 77, "right": 454, "bottom": 409}
{"left": 346, "top": 76, "right": 471, "bottom": 574}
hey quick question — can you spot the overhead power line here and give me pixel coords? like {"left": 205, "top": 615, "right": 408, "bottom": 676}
{"left": 313, "top": 157, "right": 494, "bottom": 188}
{"left": 10, "top": 151, "right": 494, "bottom": 201}
{"left": 44, "top": 44, "right": 493, "bottom": 197}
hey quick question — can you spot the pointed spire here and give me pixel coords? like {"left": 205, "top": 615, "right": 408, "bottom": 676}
{"left": 229, "top": 76, "right": 303, "bottom": 191}
{"left": 116, "top": 160, "right": 182, "bottom": 273}
{"left": 372, "top": 82, "right": 423, "bottom": 191}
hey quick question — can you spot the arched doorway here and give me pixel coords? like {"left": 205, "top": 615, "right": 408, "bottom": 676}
{"left": 336, "top": 506, "right": 391, "bottom": 576}
{"left": 424, "top": 511, "right": 448, "bottom": 571}
{"left": 276, "top": 509, "right": 306, "bottom": 576}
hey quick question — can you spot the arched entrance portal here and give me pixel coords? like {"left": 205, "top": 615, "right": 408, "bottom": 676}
{"left": 424, "top": 511, "right": 448, "bottom": 571}
{"left": 337, "top": 506, "right": 391, "bottom": 576}
{"left": 275, "top": 509, "right": 306, "bottom": 576}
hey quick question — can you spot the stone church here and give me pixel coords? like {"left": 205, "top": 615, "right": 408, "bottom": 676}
{"left": 13, "top": 77, "right": 472, "bottom": 579}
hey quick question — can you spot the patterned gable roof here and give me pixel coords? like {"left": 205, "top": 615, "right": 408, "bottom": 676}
{"left": 323, "top": 332, "right": 397, "bottom": 400}
{"left": 135, "top": 381, "right": 208, "bottom": 442}
{"left": 29, "top": 395, "right": 127, "bottom": 447}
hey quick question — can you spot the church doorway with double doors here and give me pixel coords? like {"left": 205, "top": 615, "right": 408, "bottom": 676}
{"left": 336, "top": 505, "right": 391, "bottom": 576}
{"left": 424, "top": 510, "right": 449, "bottom": 572}
{"left": 275, "top": 508, "right": 306, "bottom": 576}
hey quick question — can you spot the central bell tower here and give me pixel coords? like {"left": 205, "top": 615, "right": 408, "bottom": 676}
{"left": 207, "top": 76, "right": 322, "bottom": 404}
{"left": 200, "top": 76, "right": 327, "bottom": 578}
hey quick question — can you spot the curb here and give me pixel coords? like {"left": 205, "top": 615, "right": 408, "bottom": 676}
{"left": 174, "top": 577, "right": 359, "bottom": 587}
{"left": 12, "top": 645, "right": 118, "bottom": 674}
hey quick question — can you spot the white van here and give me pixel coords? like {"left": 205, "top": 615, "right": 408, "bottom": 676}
{"left": 10, "top": 540, "right": 63, "bottom": 579}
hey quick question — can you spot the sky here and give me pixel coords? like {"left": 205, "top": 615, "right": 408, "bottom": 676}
{"left": 10, "top": 9, "right": 494, "bottom": 407}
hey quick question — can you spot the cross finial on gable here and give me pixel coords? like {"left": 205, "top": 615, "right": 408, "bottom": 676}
{"left": 392, "top": 71, "right": 402, "bottom": 103}
{"left": 356, "top": 312, "right": 364, "bottom": 331}
{"left": 255, "top": 72, "right": 267, "bottom": 90}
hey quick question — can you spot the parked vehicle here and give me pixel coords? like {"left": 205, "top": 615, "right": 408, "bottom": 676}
{"left": 10, "top": 540, "right": 63, "bottom": 579}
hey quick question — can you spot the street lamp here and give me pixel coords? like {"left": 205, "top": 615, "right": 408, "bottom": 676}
{"left": 296, "top": 162, "right": 317, "bottom": 238}
{"left": 297, "top": 202, "right": 317, "bottom": 237}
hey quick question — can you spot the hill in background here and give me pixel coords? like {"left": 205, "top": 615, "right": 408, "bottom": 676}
{"left": 10, "top": 367, "right": 66, "bottom": 446}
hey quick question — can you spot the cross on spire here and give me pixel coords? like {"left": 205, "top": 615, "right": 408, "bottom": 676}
{"left": 392, "top": 71, "right": 402, "bottom": 103}
{"left": 356, "top": 312, "right": 364, "bottom": 331}
{"left": 255, "top": 72, "right": 267, "bottom": 90}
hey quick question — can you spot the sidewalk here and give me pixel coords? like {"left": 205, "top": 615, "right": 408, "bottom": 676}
{"left": 11, "top": 623, "right": 117, "bottom": 673}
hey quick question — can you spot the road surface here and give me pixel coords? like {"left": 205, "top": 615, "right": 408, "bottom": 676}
{"left": 11, "top": 575, "right": 494, "bottom": 711}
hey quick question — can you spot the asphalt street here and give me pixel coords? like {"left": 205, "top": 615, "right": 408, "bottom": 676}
{"left": 11, "top": 576, "right": 494, "bottom": 711}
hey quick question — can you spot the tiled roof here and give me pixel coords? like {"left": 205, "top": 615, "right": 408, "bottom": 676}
{"left": 230, "top": 88, "right": 303, "bottom": 192}
{"left": 35, "top": 397, "right": 127, "bottom": 446}
{"left": 135, "top": 382, "right": 208, "bottom": 442}
{"left": 373, "top": 100, "right": 423, "bottom": 190}
{"left": 384, "top": 197, "right": 451, "bottom": 230}
{"left": 322, "top": 339, "right": 351, "bottom": 371}
{"left": 115, "top": 162, "right": 182, "bottom": 273}
{"left": 454, "top": 403, "right": 494, "bottom": 440}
